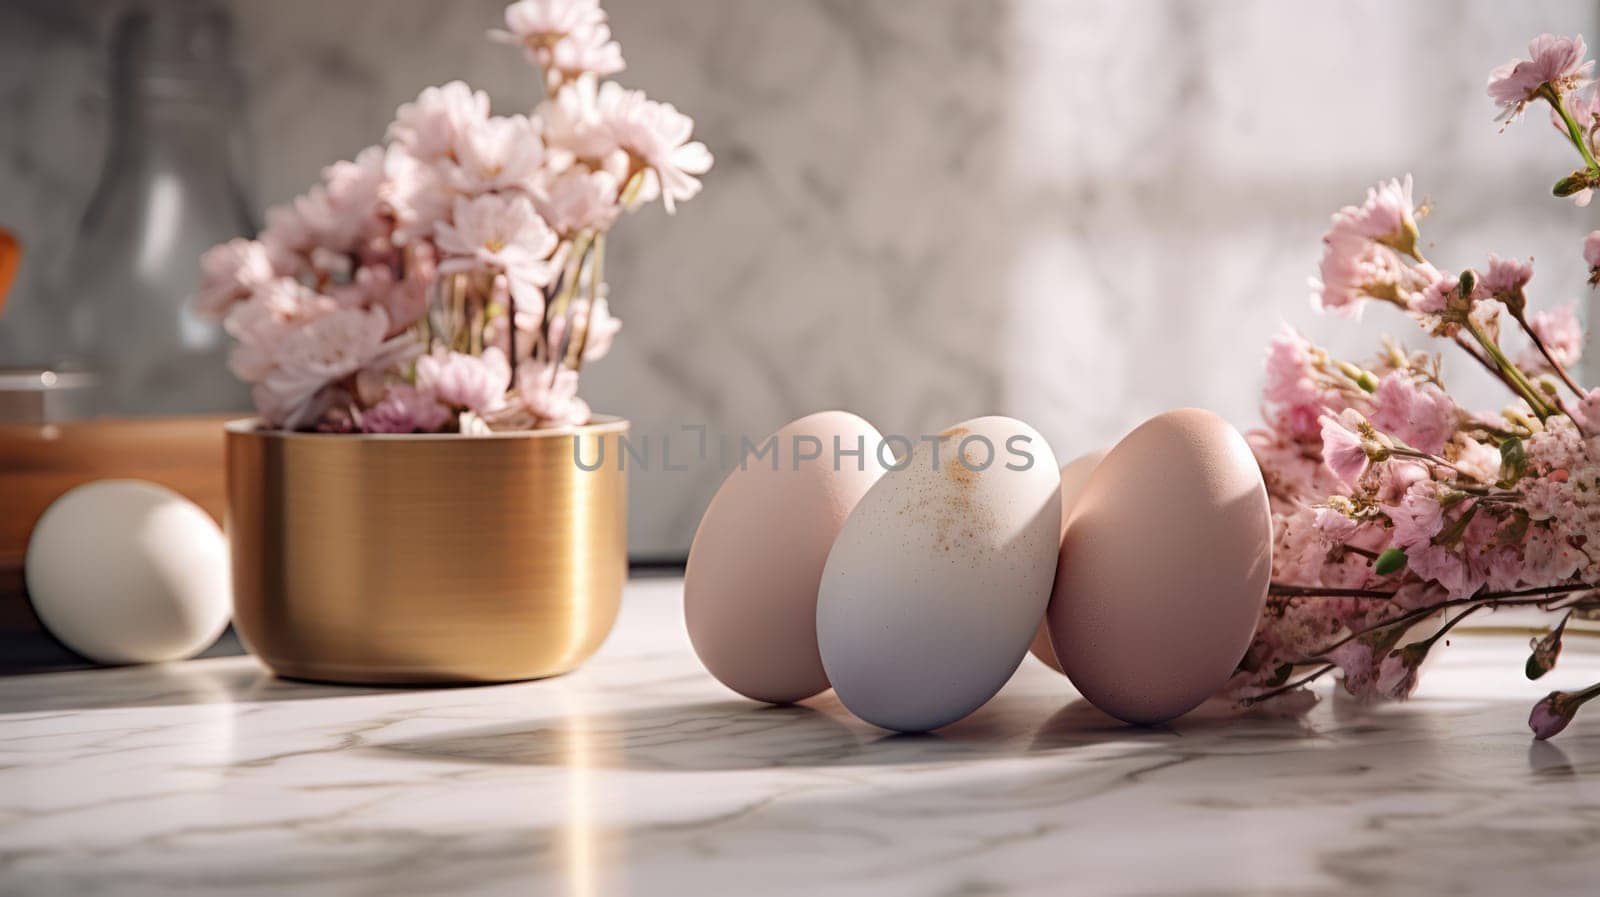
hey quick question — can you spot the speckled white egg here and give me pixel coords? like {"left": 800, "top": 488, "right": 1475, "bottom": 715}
{"left": 1048, "top": 409, "right": 1271, "bottom": 725}
{"left": 25, "top": 480, "right": 231, "bottom": 664}
{"left": 1028, "top": 449, "right": 1107, "bottom": 674}
{"left": 817, "top": 416, "right": 1061, "bottom": 732}
{"left": 685, "top": 411, "right": 888, "bottom": 704}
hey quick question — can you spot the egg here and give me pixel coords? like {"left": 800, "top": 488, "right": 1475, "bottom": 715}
{"left": 25, "top": 480, "right": 231, "bottom": 664}
{"left": 817, "top": 416, "right": 1061, "bottom": 732}
{"left": 1047, "top": 408, "right": 1271, "bottom": 725}
{"left": 1027, "top": 449, "right": 1107, "bottom": 674}
{"left": 685, "top": 411, "right": 888, "bottom": 704}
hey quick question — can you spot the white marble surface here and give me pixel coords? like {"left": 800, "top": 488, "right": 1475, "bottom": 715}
{"left": 3, "top": 577, "right": 1600, "bottom": 896}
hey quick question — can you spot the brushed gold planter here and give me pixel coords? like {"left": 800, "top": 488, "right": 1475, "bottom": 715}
{"left": 224, "top": 417, "right": 628, "bottom": 685}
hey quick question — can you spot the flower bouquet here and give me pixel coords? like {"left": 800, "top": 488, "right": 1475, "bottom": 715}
{"left": 195, "top": 0, "right": 710, "bottom": 434}
{"left": 1229, "top": 34, "right": 1599, "bottom": 738}
{"left": 211, "top": 0, "right": 704, "bottom": 684}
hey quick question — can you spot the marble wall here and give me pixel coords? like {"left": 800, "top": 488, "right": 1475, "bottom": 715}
{"left": 2, "top": 0, "right": 1597, "bottom": 556}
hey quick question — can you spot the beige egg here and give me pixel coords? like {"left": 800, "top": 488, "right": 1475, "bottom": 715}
{"left": 1028, "top": 449, "right": 1107, "bottom": 674}
{"left": 685, "top": 411, "right": 888, "bottom": 704}
{"left": 1047, "top": 409, "right": 1271, "bottom": 725}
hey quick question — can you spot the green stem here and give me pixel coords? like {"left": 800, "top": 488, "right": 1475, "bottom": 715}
{"left": 1543, "top": 83, "right": 1600, "bottom": 173}
{"left": 1466, "top": 317, "right": 1554, "bottom": 418}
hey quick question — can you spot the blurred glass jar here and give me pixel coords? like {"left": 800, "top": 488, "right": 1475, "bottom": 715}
{"left": 62, "top": 3, "right": 254, "bottom": 416}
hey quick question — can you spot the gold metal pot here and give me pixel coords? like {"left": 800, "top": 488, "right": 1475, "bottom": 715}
{"left": 224, "top": 416, "right": 628, "bottom": 685}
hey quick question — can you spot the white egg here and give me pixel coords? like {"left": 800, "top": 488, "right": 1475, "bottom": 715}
{"left": 817, "top": 416, "right": 1061, "bottom": 732}
{"left": 25, "top": 480, "right": 231, "bottom": 664}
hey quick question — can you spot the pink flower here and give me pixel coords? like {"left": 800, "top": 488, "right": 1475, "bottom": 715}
{"left": 1347, "top": 175, "right": 1420, "bottom": 247}
{"left": 195, "top": 239, "right": 275, "bottom": 318}
{"left": 389, "top": 81, "right": 490, "bottom": 163}
{"left": 1311, "top": 233, "right": 1404, "bottom": 317}
{"left": 1387, "top": 481, "right": 1446, "bottom": 549}
{"left": 1313, "top": 506, "right": 1359, "bottom": 543}
{"left": 1585, "top": 230, "right": 1600, "bottom": 271}
{"left": 362, "top": 384, "right": 451, "bottom": 434}
{"left": 515, "top": 358, "right": 590, "bottom": 426}
{"left": 382, "top": 150, "right": 454, "bottom": 241}
{"left": 311, "top": 146, "right": 389, "bottom": 250}
{"left": 1488, "top": 34, "right": 1594, "bottom": 122}
{"left": 1320, "top": 410, "right": 1379, "bottom": 486}
{"left": 435, "top": 194, "right": 561, "bottom": 304}
{"left": 597, "top": 81, "right": 713, "bottom": 213}
{"left": 536, "top": 167, "right": 621, "bottom": 237}
{"left": 497, "top": 0, "right": 624, "bottom": 89}
{"left": 1525, "top": 525, "right": 1587, "bottom": 585}
{"left": 1518, "top": 303, "right": 1585, "bottom": 371}
{"left": 1369, "top": 373, "right": 1457, "bottom": 455}
{"left": 416, "top": 347, "right": 512, "bottom": 412}
{"left": 256, "top": 306, "right": 400, "bottom": 428}
{"left": 541, "top": 75, "right": 622, "bottom": 168}
{"left": 1478, "top": 254, "right": 1532, "bottom": 302}
{"left": 1576, "top": 387, "right": 1600, "bottom": 433}
{"left": 446, "top": 114, "right": 546, "bottom": 195}
{"left": 1264, "top": 326, "right": 1324, "bottom": 406}
{"left": 1407, "top": 542, "right": 1480, "bottom": 600}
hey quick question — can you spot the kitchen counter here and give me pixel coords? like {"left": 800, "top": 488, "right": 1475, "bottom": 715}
{"left": 3, "top": 577, "right": 1599, "bottom": 897}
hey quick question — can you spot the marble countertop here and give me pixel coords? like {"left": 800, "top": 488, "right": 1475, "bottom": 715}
{"left": 3, "top": 577, "right": 1599, "bottom": 897}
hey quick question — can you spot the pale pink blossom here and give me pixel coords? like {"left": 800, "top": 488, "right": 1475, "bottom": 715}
{"left": 570, "top": 295, "right": 620, "bottom": 361}
{"left": 1320, "top": 410, "right": 1378, "bottom": 486}
{"left": 536, "top": 167, "right": 621, "bottom": 237}
{"left": 195, "top": 239, "right": 275, "bottom": 318}
{"left": 389, "top": 81, "right": 491, "bottom": 163}
{"left": 1576, "top": 387, "right": 1600, "bottom": 433}
{"left": 311, "top": 146, "right": 389, "bottom": 250}
{"left": 1312, "top": 236, "right": 1392, "bottom": 317}
{"left": 1407, "top": 542, "right": 1480, "bottom": 600}
{"left": 446, "top": 114, "right": 547, "bottom": 195}
{"left": 362, "top": 384, "right": 451, "bottom": 433}
{"left": 1526, "top": 525, "right": 1587, "bottom": 584}
{"left": 1585, "top": 230, "right": 1600, "bottom": 272}
{"left": 416, "top": 347, "right": 512, "bottom": 412}
{"left": 1519, "top": 303, "right": 1585, "bottom": 371}
{"left": 541, "top": 75, "right": 624, "bottom": 169}
{"left": 435, "top": 194, "right": 561, "bottom": 304}
{"left": 1369, "top": 373, "right": 1457, "bottom": 455}
{"left": 598, "top": 81, "right": 713, "bottom": 213}
{"left": 1387, "top": 480, "right": 1446, "bottom": 549}
{"left": 382, "top": 149, "right": 454, "bottom": 241}
{"left": 256, "top": 306, "right": 397, "bottom": 428}
{"left": 1345, "top": 175, "right": 1420, "bottom": 248}
{"left": 1479, "top": 254, "right": 1533, "bottom": 301}
{"left": 497, "top": 0, "right": 624, "bottom": 88}
{"left": 1488, "top": 34, "right": 1594, "bottom": 122}
{"left": 515, "top": 359, "right": 590, "bottom": 426}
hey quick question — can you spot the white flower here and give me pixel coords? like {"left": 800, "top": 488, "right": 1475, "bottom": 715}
{"left": 497, "top": 0, "right": 624, "bottom": 88}
{"left": 446, "top": 114, "right": 547, "bottom": 195}
{"left": 195, "top": 239, "right": 275, "bottom": 319}
{"left": 597, "top": 81, "right": 713, "bottom": 213}
{"left": 388, "top": 81, "right": 491, "bottom": 162}
{"left": 536, "top": 167, "right": 620, "bottom": 236}
{"left": 434, "top": 193, "right": 561, "bottom": 304}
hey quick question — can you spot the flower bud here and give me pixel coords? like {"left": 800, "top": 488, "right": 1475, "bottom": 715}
{"left": 1554, "top": 170, "right": 1593, "bottom": 197}
{"left": 1526, "top": 613, "right": 1570, "bottom": 680}
{"left": 1529, "top": 691, "right": 1577, "bottom": 740}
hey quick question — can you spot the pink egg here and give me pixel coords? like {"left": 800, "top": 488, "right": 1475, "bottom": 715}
{"left": 1028, "top": 449, "right": 1106, "bottom": 674}
{"left": 685, "top": 411, "right": 887, "bottom": 704}
{"left": 1047, "top": 409, "right": 1271, "bottom": 725}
